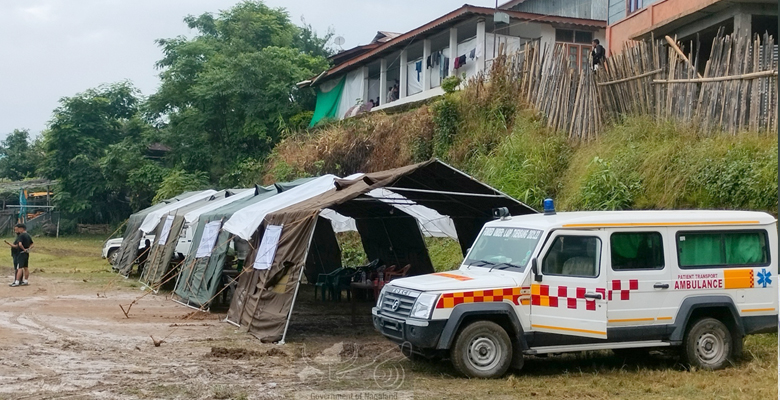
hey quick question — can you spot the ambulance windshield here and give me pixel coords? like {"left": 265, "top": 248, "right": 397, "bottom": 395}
{"left": 465, "top": 227, "right": 543, "bottom": 271}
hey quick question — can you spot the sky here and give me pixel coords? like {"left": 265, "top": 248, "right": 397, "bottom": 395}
{"left": 0, "top": 0, "right": 496, "bottom": 139}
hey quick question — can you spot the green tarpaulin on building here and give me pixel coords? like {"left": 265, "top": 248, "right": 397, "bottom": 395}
{"left": 308, "top": 76, "right": 345, "bottom": 127}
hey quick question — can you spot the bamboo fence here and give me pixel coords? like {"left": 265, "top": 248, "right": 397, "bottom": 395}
{"left": 499, "top": 30, "right": 777, "bottom": 141}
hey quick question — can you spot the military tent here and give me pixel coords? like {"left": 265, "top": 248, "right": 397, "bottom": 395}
{"left": 225, "top": 159, "right": 536, "bottom": 342}
{"left": 114, "top": 190, "right": 215, "bottom": 276}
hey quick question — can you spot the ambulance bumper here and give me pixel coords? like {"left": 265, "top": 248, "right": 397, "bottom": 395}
{"left": 372, "top": 307, "right": 445, "bottom": 350}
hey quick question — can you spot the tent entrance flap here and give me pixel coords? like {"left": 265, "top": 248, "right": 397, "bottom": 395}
{"left": 303, "top": 217, "right": 342, "bottom": 283}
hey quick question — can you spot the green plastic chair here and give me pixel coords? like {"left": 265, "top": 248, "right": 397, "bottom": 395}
{"left": 314, "top": 267, "right": 343, "bottom": 301}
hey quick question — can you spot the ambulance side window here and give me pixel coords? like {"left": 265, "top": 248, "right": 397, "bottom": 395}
{"left": 677, "top": 230, "right": 770, "bottom": 268}
{"left": 542, "top": 235, "right": 601, "bottom": 278}
{"left": 610, "top": 232, "right": 664, "bottom": 270}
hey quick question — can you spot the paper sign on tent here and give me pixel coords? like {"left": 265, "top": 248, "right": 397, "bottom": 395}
{"left": 253, "top": 224, "right": 283, "bottom": 270}
{"left": 195, "top": 221, "right": 222, "bottom": 258}
{"left": 158, "top": 215, "right": 175, "bottom": 245}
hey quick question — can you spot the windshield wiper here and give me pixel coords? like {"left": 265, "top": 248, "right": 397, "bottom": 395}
{"left": 466, "top": 260, "right": 495, "bottom": 269}
{"left": 489, "top": 262, "right": 521, "bottom": 272}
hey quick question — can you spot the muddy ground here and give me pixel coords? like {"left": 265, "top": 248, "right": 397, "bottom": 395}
{"left": 0, "top": 269, "right": 410, "bottom": 400}
{"left": 0, "top": 264, "right": 777, "bottom": 400}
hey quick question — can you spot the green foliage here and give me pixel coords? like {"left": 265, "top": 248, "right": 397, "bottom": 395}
{"left": 337, "top": 232, "right": 367, "bottom": 266}
{"left": 557, "top": 117, "right": 778, "bottom": 213}
{"left": 42, "top": 82, "right": 147, "bottom": 223}
{"left": 440, "top": 75, "right": 461, "bottom": 94}
{"left": 425, "top": 237, "right": 463, "bottom": 272}
{"left": 692, "top": 141, "right": 778, "bottom": 210}
{"left": 0, "top": 129, "right": 37, "bottom": 181}
{"left": 148, "top": 0, "right": 331, "bottom": 180}
{"left": 153, "top": 169, "right": 210, "bottom": 203}
{"left": 577, "top": 156, "right": 641, "bottom": 210}
{"left": 474, "top": 116, "right": 572, "bottom": 209}
{"left": 431, "top": 97, "right": 459, "bottom": 158}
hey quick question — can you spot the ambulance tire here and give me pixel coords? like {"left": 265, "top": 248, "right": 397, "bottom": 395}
{"left": 682, "top": 317, "right": 733, "bottom": 370}
{"left": 451, "top": 320, "right": 512, "bottom": 379}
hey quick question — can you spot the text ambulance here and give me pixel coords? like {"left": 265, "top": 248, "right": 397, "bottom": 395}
{"left": 372, "top": 207, "right": 778, "bottom": 378}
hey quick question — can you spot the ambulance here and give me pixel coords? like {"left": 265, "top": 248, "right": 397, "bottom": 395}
{"left": 372, "top": 203, "right": 778, "bottom": 378}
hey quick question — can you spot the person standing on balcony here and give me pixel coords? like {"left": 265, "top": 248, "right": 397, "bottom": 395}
{"left": 592, "top": 39, "right": 605, "bottom": 70}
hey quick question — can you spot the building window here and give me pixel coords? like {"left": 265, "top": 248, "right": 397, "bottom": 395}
{"left": 628, "top": 0, "right": 642, "bottom": 15}
{"left": 555, "top": 29, "right": 574, "bottom": 43}
{"left": 575, "top": 31, "right": 593, "bottom": 44}
{"left": 556, "top": 29, "right": 594, "bottom": 69}
{"left": 556, "top": 29, "right": 593, "bottom": 44}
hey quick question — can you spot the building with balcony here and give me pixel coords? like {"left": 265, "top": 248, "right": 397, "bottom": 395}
{"left": 304, "top": 2, "right": 607, "bottom": 126}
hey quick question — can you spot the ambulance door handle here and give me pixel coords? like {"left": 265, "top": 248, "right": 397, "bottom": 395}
{"left": 584, "top": 292, "right": 602, "bottom": 300}
{"left": 654, "top": 283, "right": 669, "bottom": 289}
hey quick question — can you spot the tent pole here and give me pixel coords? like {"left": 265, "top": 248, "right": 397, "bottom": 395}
{"left": 387, "top": 187, "right": 509, "bottom": 198}
{"left": 279, "top": 263, "right": 306, "bottom": 345}
{"left": 279, "top": 214, "right": 319, "bottom": 345}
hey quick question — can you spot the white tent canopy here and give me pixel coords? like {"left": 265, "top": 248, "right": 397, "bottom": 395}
{"left": 223, "top": 175, "right": 341, "bottom": 241}
{"left": 139, "top": 190, "right": 218, "bottom": 233}
{"left": 367, "top": 188, "right": 458, "bottom": 239}
{"left": 183, "top": 188, "right": 255, "bottom": 225}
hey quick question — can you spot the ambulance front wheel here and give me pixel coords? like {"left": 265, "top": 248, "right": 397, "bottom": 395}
{"left": 682, "top": 317, "right": 733, "bottom": 370}
{"left": 451, "top": 320, "right": 512, "bottom": 378}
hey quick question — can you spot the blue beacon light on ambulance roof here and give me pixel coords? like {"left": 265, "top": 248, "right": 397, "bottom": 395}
{"left": 543, "top": 198, "right": 556, "bottom": 215}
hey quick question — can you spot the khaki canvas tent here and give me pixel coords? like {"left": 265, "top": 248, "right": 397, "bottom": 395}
{"left": 226, "top": 160, "right": 536, "bottom": 343}
{"left": 172, "top": 178, "right": 315, "bottom": 309}
{"left": 114, "top": 190, "right": 216, "bottom": 276}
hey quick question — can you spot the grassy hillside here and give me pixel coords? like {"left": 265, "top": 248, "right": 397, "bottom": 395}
{"left": 265, "top": 74, "right": 777, "bottom": 215}
{"left": 263, "top": 73, "right": 777, "bottom": 271}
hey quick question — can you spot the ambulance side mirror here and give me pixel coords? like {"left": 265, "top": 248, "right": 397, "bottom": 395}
{"left": 531, "top": 258, "right": 542, "bottom": 282}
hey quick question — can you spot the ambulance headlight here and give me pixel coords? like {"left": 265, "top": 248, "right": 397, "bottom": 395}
{"left": 410, "top": 293, "right": 439, "bottom": 319}
{"left": 376, "top": 285, "right": 388, "bottom": 308}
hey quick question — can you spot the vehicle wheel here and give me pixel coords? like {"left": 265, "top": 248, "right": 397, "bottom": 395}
{"left": 451, "top": 320, "right": 512, "bottom": 378}
{"left": 682, "top": 317, "right": 733, "bottom": 370}
{"left": 107, "top": 249, "right": 119, "bottom": 265}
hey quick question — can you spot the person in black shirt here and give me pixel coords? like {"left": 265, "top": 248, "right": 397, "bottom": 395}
{"left": 6, "top": 223, "right": 34, "bottom": 287}
{"left": 592, "top": 39, "right": 606, "bottom": 70}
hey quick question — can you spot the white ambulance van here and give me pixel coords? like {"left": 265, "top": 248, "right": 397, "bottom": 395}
{"left": 372, "top": 206, "right": 778, "bottom": 378}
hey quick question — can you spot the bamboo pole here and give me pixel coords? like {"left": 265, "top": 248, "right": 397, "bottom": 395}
{"left": 665, "top": 35, "right": 703, "bottom": 79}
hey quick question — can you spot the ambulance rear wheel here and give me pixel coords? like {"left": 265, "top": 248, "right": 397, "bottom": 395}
{"left": 682, "top": 317, "right": 733, "bottom": 370}
{"left": 451, "top": 320, "right": 512, "bottom": 378}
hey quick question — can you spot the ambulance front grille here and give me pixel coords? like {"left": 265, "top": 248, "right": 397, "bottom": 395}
{"left": 380, "top": 290, "right": 418, "bottom": 319}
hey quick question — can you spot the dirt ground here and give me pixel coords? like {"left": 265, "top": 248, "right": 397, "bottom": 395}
{"left": 0, "top": 267, "right": 409, "bottom": 400}
{"left": 0, "top": 237, "right": 776, "bottom": 400}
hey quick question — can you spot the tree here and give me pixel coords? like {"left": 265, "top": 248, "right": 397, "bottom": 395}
{"left": 0, "top": 129, "right": 37, "bottom": 181}
{"left": 148, "top": 1, "right": 331, "bottom": 181}
{"left": 41, "top": 82, "right": 152, "bottom": 223}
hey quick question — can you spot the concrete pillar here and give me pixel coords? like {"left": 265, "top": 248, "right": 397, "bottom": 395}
{"left": 449, "top": 26, "right": 458, "bottom": 76}
{"left": 733, "top": 12, "right": 752, "bottom": 38}
{"left": 422, "top": 38, "right": 431, "bottom": 91}
{"left": 379, "top": 58, "right": 388, "bottom": 105}
{"left": 476, "top": 17, "right": 486, "bottom": 73}
{"left": 399, "top": 49, "right": 408, "bottom": 98}
{"left": 361, "top": 66, "right": 369, "bottom": 105}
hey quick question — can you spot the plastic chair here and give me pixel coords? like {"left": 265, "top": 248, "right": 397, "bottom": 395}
{"left": 331, "top": 268, "right": 358, "bottom": 301}
{"left": 385, "top": 264, "right": 411, "bottom": 282}
{"left": 315, "top": 267, "right": 343, "bottom": 301}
